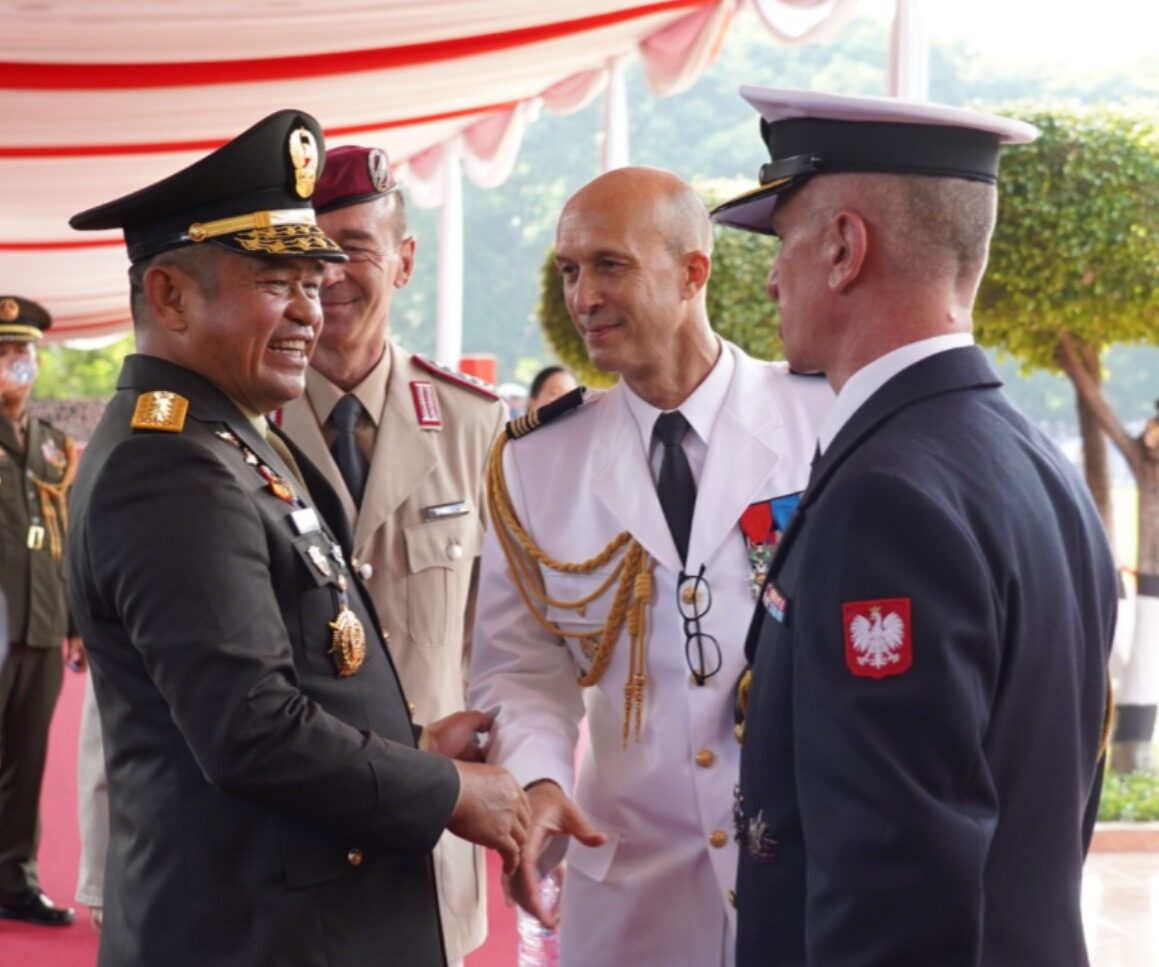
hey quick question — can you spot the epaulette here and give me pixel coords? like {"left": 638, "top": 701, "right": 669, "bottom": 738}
{"left": 506, "top": 386, "right": 586, "bottom": 440}
{"left": 130, "top": 390, "right": 188, "bottom": 432}
{"left": 412, "top": 355, "right": 500, "bottom": 401}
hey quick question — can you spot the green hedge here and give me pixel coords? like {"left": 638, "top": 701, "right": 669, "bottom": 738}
{"left": 1099, "top": 769, "right": 1159, "bottom": 822}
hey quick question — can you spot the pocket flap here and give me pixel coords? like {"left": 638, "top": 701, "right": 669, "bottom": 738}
{"left": 404, "top": 514, "right": 482, "bottom": 574}
{"left": 564, "top": 813, "right": 621, "bottom": 883}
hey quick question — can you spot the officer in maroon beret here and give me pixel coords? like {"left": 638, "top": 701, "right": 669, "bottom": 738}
{"left": 280, "top": 145, "right": 507, "bottom": 966}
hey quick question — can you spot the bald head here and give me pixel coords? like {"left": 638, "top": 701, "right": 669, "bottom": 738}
{"left": 561, "top": 166, "right": 713, "bottom": 259}
{"left": 553, "top": 166, "right": 719, "bottom": 409}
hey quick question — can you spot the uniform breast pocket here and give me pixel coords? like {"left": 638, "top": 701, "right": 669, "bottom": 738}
{"left": 290, "top": 532, "right": 348, "bottom": 676}
{"left": 403, "top": 514, "right": 483, "bottom": 648}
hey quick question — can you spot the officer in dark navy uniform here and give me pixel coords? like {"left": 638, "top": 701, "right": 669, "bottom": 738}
{"left": 0, "top": 296, "right": 82, "bottom": 927}
{"left": 67, "top": 110, "right": 529, "bottom": 967}
{"left": 713, "top": 88, "right": 1118, "bottom": 967}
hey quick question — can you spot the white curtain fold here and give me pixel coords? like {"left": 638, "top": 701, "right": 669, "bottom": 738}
{"left": 749, "top": 0, "right": 860, "bottom": 45}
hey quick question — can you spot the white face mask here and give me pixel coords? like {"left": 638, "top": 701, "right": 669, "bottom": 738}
{"left": 2, "top": 345, "right": 38, "bottom": 387}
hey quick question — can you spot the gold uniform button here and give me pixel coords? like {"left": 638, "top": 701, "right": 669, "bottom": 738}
{"left": 709, "top": 829, "right": 728, "bottom": 849}
{"left": 347, "top": 848, "right": 363, "bottom": 867}
{"left": 728, "top": 889, "right": 737, "bottom": 909}
{"left": 407, "top": 700, "right": 417, "bottom": 718}
{"left": 694, "top": 748, "right": 716, "bottom": 768}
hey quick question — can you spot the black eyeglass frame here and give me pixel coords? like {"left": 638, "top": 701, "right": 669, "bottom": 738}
{"left": 676, "top": 563, "right": 723, "bottom": 687}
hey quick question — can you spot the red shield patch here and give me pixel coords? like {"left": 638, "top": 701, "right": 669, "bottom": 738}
{"left": 842, "top": 598, "right": 912, "bottom": 679}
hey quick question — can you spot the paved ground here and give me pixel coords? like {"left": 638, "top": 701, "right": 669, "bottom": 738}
{"left": 1084, "top": 852, "right": 1159, "bottom": 966}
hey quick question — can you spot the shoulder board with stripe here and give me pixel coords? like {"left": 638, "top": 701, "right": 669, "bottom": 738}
{"left": 411, "top": 355, "right": 500, "bottom": 401}
{"left": 506, "top": 386, "right": 587, "bottom": 440}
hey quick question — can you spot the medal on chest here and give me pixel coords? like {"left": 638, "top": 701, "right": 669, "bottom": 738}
{"left": 41, "top": 437, "right": 68, "bottom": 473}
{"left": 214, "top": 426, "right": 367, "bottom": 676}
{"left": 739, "top": 492, "right": 802, "bottom": 598}
{"left": 329, "top": 573, "right": 367, "bottom": 677}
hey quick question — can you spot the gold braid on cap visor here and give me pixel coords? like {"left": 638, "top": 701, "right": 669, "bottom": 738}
{"left": 188, "top": 208, "right": 315, "bottom": 241}
{"left": 486, "top": 432, "right": 657, "bottom": 748}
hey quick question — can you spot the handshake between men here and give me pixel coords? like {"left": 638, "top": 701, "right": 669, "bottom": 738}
{"left": 428, "top": 710, "right": 532, "bottom": 875}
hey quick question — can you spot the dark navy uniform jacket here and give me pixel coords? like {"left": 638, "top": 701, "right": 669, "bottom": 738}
{"left": 734, "top": 346, "right": 1117, "bottom": 967}
{"left": 67, "top": 355, "right": 458, "bottom": 967}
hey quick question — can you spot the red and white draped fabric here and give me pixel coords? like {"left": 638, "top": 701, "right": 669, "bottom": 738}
{"left": 0, "top": 0, "right": 859, "bottom": 340}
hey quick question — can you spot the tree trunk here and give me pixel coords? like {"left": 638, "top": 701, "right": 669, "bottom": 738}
{"left": 1053, "top": 332, "right": 1158, "bottom": 772}
{"left": 1075, "top": 343, "right": 1114, "bottom": 534}
{"left": 1112, "top": 419, "right": 1159, "bottom": 773}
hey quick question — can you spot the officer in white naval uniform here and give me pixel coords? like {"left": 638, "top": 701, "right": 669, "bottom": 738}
{"left": 469, "top": 167, "right": 831, "bottom": 967}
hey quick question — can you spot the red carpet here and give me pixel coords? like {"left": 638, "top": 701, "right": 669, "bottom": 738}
{"left": 4, "top": 669, "right": 517, "bottom": 966}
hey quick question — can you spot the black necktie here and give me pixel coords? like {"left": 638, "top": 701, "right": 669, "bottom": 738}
{"left": 330, "top": 394, "right": 369, "bottom": 505}
{"left": 654, "top": 411, "right": 696, "bottom": 564}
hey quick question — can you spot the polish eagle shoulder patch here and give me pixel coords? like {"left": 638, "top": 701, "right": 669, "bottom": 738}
{"left": 842, "top": 598, "right": 912, "bottom": 679}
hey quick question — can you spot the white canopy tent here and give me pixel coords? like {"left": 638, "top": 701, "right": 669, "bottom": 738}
{"left": 0, "top": 0, "right": 925, "bottom": 351}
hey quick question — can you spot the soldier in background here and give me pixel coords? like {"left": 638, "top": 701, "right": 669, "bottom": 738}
{"left": 0, "top": 296, "right": 83, "bottom": 927}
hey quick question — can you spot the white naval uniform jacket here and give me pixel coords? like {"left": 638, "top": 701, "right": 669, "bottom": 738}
{"left": 470, "top": 344, "right": 832, "bottom": 967}
{"left": 281, "top": 339, "right": 506, "bottom": 962}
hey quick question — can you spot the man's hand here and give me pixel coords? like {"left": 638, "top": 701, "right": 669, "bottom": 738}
{"left": 505, "top": 780, "right": 607, "bottom": 929}
{"left": 447, "top": 761, "right": 531, "bottom": 875}
{"left": 89, "top": 906, "right": 102, "bottom": 933}
{"left": 64, "top": 637, "right": 87, "bottom": 673}
{"left": 426, "top": 710, "right": 493, "bottom": 762}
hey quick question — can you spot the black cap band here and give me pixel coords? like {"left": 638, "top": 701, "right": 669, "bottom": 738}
{"left": 760, "top": 118, "right": 1002, "bottom": 186}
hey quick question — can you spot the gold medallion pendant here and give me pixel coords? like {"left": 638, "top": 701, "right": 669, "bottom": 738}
{"left": 329, "top": 604, "right": 366, "bottom": 677}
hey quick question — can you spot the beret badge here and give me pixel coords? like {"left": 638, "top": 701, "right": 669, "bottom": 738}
{"left": 368, "top": 149, "right": 391, "bottom": 193}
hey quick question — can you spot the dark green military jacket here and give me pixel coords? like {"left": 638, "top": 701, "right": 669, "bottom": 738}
{"left": 68, "top": 355, "right": 459, "bottom": 967}
{"left": 0, "top": 411, "right": 75, "bottom": 647}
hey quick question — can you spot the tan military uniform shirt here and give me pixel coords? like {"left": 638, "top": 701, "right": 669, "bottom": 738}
{"left": 281, "top": 340, "right": 505, "bottom": 961}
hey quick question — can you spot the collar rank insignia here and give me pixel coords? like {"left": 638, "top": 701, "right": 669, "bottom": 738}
{"left": 131, "top": 391, "right": 188, "bottom": 432}
{"left": 410, "top": 380, "right": 442, "bottom": 428}
{"left": 843, "top": 598, "right": 912, "bottom": 679}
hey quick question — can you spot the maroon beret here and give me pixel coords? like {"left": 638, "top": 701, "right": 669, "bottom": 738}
{"left": 313, "top": 145, "right": 397, "bottom": 214}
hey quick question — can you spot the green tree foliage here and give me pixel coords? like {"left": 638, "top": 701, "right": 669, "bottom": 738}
{"left": 34, "top": 334, "right": 134, "bottom": 399}
{"left": 977, "top": 104, "right": 1159, "bottom": 368}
